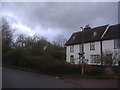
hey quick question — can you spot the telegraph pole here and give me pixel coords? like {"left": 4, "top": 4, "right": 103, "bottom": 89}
{"left": 81, "top": 27, "right": 84, "bottom": 75}
{"left": 78, "top": 26, "right": 85, "bottom": 75}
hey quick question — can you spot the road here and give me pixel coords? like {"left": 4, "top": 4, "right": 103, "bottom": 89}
{"left": 2, "top": 68, "right": 73, "bottom": 88}
{"left": 2, "top": 68, "right": 119, "bottom": 88}
{"left": 0, "top": 67, "right": 2, "bottom": 89}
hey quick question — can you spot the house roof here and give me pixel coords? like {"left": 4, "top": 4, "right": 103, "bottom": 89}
{"left": 65, "top": 24, "right": 120, "bottom": 46}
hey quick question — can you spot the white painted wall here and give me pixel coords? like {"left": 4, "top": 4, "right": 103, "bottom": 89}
{"left": 84, "top": 41, "right": 101, "bottom": 64}
{"left": 66, "top": 39, "right": 119, "bottom": 65}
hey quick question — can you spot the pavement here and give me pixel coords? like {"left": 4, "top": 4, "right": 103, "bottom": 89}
{"left": 2, "top": 68, "right": 119, "bottom": 88}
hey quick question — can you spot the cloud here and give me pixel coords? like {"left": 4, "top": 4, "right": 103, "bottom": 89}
{"left": 12, "top": 22, "right": 36, "bottom": 36}
{"left": 34, "top": 26, "right": 61, "bottom": 41}
{"left": 2, "top": 2, "right": 118, "bottom": 41}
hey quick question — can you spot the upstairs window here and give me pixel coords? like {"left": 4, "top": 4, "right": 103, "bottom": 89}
{"left": 79, "top": 44, "right": 82, "bottom": 52}
{"left": 114, "top": 39, "right": 120, "bottom": 49}
{"left": 90, "top": 42, "right": 95, "bottom": 50}
{"left": 93, "top": 32, "right": 97, "bottom": 36}
{"left": 70, "top": 45, "right": 74, "bottom": 52}
{"left": 72, "top": 36, "right": 75, "bottom": 40}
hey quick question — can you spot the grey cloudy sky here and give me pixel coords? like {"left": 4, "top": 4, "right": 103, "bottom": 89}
{"left": 2, "top": 2, "right": 118, "bottom": 41}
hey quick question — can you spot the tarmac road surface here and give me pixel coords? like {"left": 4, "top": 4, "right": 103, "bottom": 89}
{"left": 2, "top": 68, "right": 119, "bottom": 88}
{"left": 2, "top": 68, "right": 73, "bottom": 88}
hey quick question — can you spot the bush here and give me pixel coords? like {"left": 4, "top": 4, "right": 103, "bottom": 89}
{"left": 112, "top": 66, "right": 120, "bottom": 75}
{"left": 50, "top": 51, "right": 65, "bottom": 61}
{"left": 85, "top": 66, "right": 105, "bottom": 75}
{"left": 4, "top": 48, "right": 109, "bottom": 76}
{"left": 46, "top": 61, "right": 82, "bottom": 75}
{"left": 83, "top": 63, "right": 92, "bottom": 73}
{"left": 18, "top": 56, "right": 82, "bottom": 75}
{"left": 18, "top": 56, "right": 55, "bottom": 71}
{"left": 3, "top": 48, "right": 26, "bottom": 66}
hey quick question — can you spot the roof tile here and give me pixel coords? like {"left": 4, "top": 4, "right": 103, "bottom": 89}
{"left": 65, "top": 24, "right": 120, "bottom": 46}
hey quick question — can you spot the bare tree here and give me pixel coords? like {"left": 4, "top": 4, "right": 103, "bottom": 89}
{"left": 15, "top": 34, "right": 26, "bottom": 47}
{"left": 53, "top": 34, "right": 67, "bottom": 47}
{"left": 101, "top": 50, "right": 120, "bottom": 67}
{"left": 2, "top": 18, "right": 13, "bottom": 54}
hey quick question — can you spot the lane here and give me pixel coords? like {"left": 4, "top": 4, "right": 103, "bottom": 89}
{"left": 0, "top": 67, "right": 2, "bottom": 89}
{"left": 2, "top": 68, "right": 119, "bottom": 88}
{"left": 61, "top": 78, "right": 119, "bottom": 88}
{"left": 2, "top": 68, "right": 73, "bottom": 88}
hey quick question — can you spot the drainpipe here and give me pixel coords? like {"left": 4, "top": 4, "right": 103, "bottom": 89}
{"left": 100, "top": 24, "right": 110, "bottom": 66}
{"left": 100, "top": 40, "right": 103, "bottom": 66}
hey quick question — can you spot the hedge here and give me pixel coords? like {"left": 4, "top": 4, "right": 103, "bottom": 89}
{"left": 18, "top": 56, "right": 82, "bottom": 75}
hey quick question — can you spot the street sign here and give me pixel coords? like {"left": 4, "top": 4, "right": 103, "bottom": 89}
{"left": 79, "top": 59, "right": 88, "bottom": 63}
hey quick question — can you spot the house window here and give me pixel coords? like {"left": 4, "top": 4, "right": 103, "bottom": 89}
{"left": 70, "top": 55, "right": 74, "bottom": 64}
{"left": 79, "top": 44, "right": 82, "bottom": 52}
{"left": 90, "top": 55, "right": 100, "bottom": 63}
{"left": 93, "top": 32, "right": 97, "bottom": 36}
{"left": 90, "top": 42, "right": 95, "bottom": 50}
{"left": 70, "top": 45, "right": 74, "bottom": 52}
{"left": 72, "top": 36, "right": 75, "bottom": 40}
{"left": 114, "top": 39, "right": 120, "bottom": 49}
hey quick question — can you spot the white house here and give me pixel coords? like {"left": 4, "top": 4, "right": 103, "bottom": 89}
{"left": 65, "top": 24, "right": 120, "bottom": 65}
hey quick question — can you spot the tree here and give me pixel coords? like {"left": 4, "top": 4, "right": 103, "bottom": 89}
{"left": 15, "top": 34, "right": 26, "bottom": 47}
{"left": 30, "top": 35, "right": 49, "bottom": 56}
{"left": 103, "top": 51, "right": 120, "bottom": 66}
{"left": 2, "top": 18, "right": 13, "bottom": 55}
{"left": 53, "top": 34, "right": 67, "bottom": 47}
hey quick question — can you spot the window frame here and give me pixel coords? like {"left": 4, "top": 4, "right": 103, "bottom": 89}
{"left": 70, "top": 45, "right": 74, "bottom": 52}
{"left": 79, "top": 44, "right": 82, "bottom": 52}
{"left": 90, "top": 42, "right": 95, "bottom": 50}
{"left": 70, "top": 55, "right": 74, "bottom": 64}
{"left": 114, "top": 39, "right": 120, "bottom": 49}
{"left": 90, "top": 54, "right": 100, "bottom": 63}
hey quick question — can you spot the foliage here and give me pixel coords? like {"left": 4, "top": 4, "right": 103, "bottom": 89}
{"left": 15, "top": 55, "right": 82, "bottom": 75}
{"left": 3, "top": 48, "right": 26, "bottom": 66}
{"left": 112, "top": 66, "right": 120, "bottom": 75}
{"left": 52, "top": 34, "right": 67, "bottom": 47}
{"left": 83, "top": 63, "right": 92, "bottom": 73}
{"left": 99, "top": 50, "right": 120, "bottom": 67}
{"left": 48, "top": 61, "right": 82, "bottom": 75}
{"left": 2, "top": 18, "right": 13, "bottom": 55}
{"left": 85, "top": 65, "right": 105, "bottom": 75}
{"left": 49, "top": 50, "right": 65, "bottom": 61}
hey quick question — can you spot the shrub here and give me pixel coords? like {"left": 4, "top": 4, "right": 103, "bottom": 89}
{"left": 85, "top": 66, "right": 104, "bottom": 75}
{"left": 18, "top": 56, "right": 82, "bottom": 75}
{"left": 83, "top": 63, "right": 92, "bottom": 73}
{"left": 112, "top": 66, "right": 120, "bottom": 75}
{"left": 45, "top": 61, "right": 82, "bottom": 75}
{"left": 50, "top": 51, "right": 65, "bottom": 61}
{"left": 3, "top": 48, "right": 26, "bottom": 66}
{"left": 18, "top": 56, "right": 55, "bottom": 71}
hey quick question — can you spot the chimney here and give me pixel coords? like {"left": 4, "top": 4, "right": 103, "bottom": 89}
{"left": 84, "top": 24, "right": 91, "bottom": 30}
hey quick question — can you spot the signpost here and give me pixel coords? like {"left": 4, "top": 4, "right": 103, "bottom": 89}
{"left": 78, "top": 27, "right": 85, "bottom": 75}
{"left": 78, "top": 52, "right": 85, "bottom": 75}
